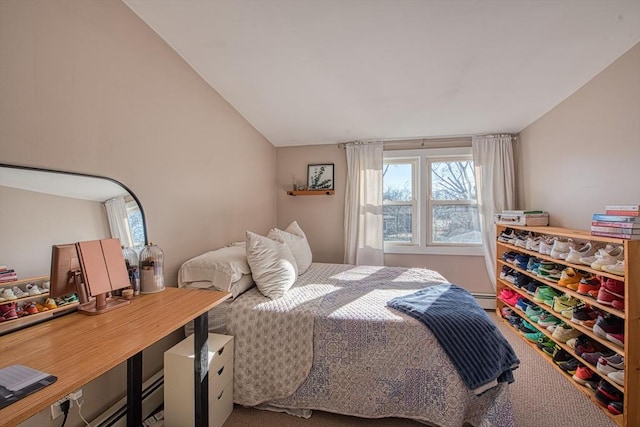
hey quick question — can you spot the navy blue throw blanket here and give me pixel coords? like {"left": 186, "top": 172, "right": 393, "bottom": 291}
{"left": 387, "top": 283, "right": 519, "bottom": 395}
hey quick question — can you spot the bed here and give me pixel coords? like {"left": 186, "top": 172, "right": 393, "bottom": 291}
{"left": 178, "top": 223, "right": 517, "bottom": 427}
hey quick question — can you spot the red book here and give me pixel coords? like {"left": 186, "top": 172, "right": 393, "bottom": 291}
{"left": 591, "top": 231, "right": 640, "bottom": 240}
{"left": 605, "top": 210, "right": 639, "bottom": 217}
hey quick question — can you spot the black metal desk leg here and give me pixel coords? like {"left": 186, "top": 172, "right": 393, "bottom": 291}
{"left": 194, "top": 312, "right": 209, "bottom": 427}
{"left": 127, "top": 351, "right": 143, "bottom": 427}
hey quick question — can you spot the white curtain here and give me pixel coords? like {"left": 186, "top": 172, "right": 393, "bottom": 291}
{"left": 104, "top": 196, "right": 134, "bottom": 248}
{"left": 344, "top": 141, "right": 384, "bottom": 265}
{"left": 472, "top": 135, "right": 516, "bottom": 288}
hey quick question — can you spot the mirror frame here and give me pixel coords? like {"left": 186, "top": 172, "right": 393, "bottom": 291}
{"left": 0, "top": 163, "right": 148, "bottom": 246}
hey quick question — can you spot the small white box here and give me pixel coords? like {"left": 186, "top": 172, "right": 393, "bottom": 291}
{"left": 493, "top": 212, "right": 549, "bottom": 226}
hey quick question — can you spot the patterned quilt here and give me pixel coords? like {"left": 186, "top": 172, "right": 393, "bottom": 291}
{"left": 226, "top": 263, "right": 514, "bottom": 427}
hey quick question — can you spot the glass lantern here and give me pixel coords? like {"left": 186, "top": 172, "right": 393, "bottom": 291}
{"left": 139, "top": 242, "right": 165, "bottom": 294}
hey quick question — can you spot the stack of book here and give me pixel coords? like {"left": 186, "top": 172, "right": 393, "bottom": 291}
{"left": 591, "top": 204, "right": 640, "bottom": 240}
{"left": 0, "top": 266, "right": 18, "bottom": 283}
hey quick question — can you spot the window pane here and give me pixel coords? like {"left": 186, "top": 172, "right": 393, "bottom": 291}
{"left": 127, "top": 208, "right": 146, "bottom": 247}
{"left": 383, "top": 163, "right": 412, "bottom": 202}
{"left": 432, "top": 205, "right": 481, "bottom": 243}
{"left": 383, "top": 205, "right": 413, "bottom": 241}
{"left": 431, "top": 160, "right": 476, "bottom": 200}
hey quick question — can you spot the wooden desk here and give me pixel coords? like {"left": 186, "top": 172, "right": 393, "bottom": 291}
{"left": 0, "top": 287, "right": 230, "bottom": 427}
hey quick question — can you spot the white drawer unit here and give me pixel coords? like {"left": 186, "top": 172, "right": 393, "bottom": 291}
{"left": 164, "top": 333, "right": 234, "bottom": 427}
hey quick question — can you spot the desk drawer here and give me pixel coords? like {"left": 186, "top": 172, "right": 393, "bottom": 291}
{"left": 209, "top": 382, "right": 233, "bottom": 427}
{"left": 210, "top": 356, "right": 233, "bottom": 396}
{"left": 210, "top": 335, "right": 233, "bottom": 373}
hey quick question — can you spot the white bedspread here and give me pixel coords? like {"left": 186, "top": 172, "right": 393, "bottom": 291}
{"left": 226, "top": 263, "right": 513, "bottom": 427}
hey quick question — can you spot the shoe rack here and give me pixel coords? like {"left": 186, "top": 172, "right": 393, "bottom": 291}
{"left": 0, "top": 276, "right": 78, "bottom": 335}
{"left": 495, "top": 225, "right": 639, "bottom": 427}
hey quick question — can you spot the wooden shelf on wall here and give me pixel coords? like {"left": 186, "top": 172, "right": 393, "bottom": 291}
{"left": 287, "top": 190, "right": 335, "bottom": 196}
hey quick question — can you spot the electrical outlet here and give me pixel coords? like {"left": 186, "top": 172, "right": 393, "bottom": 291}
{"left": 50, "top": 397, "right": 71, "bottom": 419}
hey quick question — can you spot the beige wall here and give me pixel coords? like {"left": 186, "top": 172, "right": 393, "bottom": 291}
{"left": 1, "top": 1, "right": 275, "bottom": 425}
{"left": 518, "top": 43, "right": 640, "bottom": 227}
{"left": 0, "top": 186, "right": 111, "bottom": 277}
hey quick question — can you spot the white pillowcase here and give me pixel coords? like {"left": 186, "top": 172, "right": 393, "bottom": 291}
{"left": 246, "top": 231, "right": 298, "bottom": 299}
{"left": 177, "top": 246, "right": 252, "bottom": 297}
{"left": 267, "top": 221, "right": 313, "bottom": 275}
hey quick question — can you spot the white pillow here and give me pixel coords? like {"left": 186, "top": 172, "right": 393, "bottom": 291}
{"left": 177, "top": 246, "right": 251, "bottom": 295}
{"left": 267, "top": 221, "right": 312, "bottom": 275}
{"left": 246, "top": 231, "right": 298, "bottom": 299}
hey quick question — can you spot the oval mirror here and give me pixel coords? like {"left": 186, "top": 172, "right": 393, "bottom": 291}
{"left": 0, "top": 163, "right": 147, "bottom": 279}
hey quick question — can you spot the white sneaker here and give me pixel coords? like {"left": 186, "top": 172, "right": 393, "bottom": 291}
{"left": 538, "top": 236, "right": 555, "bottom": 255}
{"left": 2, "top": 288, "right": 18, "bottom": 300}
{"left": 602, "top": 260, "right": 625, "bottom": 276}
{"left": 550, "top": 238, "right": 571, "bottom": 260}
{"left": 579, "top": 244, "right": 614, "bottom": 266}
{"left": 566, "top": 242, "right": 599, "bottom": 264}
{"left": 525, "top": 236, "right": 541, "bottom": 251}
{"left": 12, "top": 286, "right": 29, "bottom": 298}
{"left": 26, "top": 284, "right": 42, "bottom": 296}
{"left": 608, "top": 370, "right": 624, "bottom": 386}
{"left": 591, "top": 246, "right": 624, "bottom": 271}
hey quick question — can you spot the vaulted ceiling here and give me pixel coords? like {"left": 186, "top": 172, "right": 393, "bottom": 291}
{"left": 123, "top": 0, "right": 640, "bottom": 147}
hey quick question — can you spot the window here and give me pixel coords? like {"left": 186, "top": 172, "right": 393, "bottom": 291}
{"left": 383, "top": 147, "right": 482, "bottom": 255}
{"left": 126, "top": 200, "right": 146, "bottom": 248}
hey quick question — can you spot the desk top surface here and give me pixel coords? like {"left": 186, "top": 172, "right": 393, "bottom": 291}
{"left": 0, "top": 287, "right": 230, "bottom": 426}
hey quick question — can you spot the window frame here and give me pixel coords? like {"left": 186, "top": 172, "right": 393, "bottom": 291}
{"left": 383, "top": 147, "right": 483, "bottom": 256}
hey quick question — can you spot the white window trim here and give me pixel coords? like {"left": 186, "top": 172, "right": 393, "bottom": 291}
{"left": 383, "top": 147, "right": 483, "bottom": 256}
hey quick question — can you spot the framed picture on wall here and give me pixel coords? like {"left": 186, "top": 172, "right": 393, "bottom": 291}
{"left": 307, "top": 163, "right": 334, "bottom": 190}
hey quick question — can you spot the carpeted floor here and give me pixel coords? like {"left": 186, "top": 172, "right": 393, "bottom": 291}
{"left": 222, "top": 312, "right": 617, "bottom": 427}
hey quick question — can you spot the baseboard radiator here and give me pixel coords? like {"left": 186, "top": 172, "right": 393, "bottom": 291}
{"left": 92, "top": 370, "right": 164, "bottom": 427}
{"left": 473, "top": 293, "right": 496, "bottom": 310}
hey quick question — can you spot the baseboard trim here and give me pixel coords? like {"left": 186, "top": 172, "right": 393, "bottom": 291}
{"left": 473, "top": 293, "right": 496, "bottom": 310}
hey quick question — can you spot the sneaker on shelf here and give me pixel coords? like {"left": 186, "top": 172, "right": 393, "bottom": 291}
{"left": 572, "top": 365, "right": 601, "bottom": 389}
{"left": 536, "top": 336, "right": 557, "bottom": 354}
{"left": 607, "top": 401, "right": 623, "bottom": 415}
{"left": 576, "top": 275, "right": 600, "bottom": 296}
{"left": 498, "top": 288, "right": 519, "bottom": 306}
{"left": 552, "top": 294, "right": 581, "bottom": 314}
{"left": 0, "top": 302, "right": 18, "bottom": 321}
{"left": 550, "top": 238, "right": 572, "bottom": 260}
{"left": 551, "top": 323, "right": 582, "bottom": 343}
{"left": 581, "top": 350, "right": 615, "bottom": 366}
{"left": 605, "top": 332, "right": 624, "bottom": 347}
{"left": 611, "top": 299, "right": 625, "bottom": 311}
{"left": 1, "top": 289, "right": 18, "bottom": 301}
{"left": 565, "top": 241, "right": 599, "bottom": 264}
{"left": 513, "top": 273, "right": 532, "bottom": 289}
{"left": 596, "top": 357, "right": 623, "bottom": 376}
{"left": 591, "top": 246, "right": 624, "bottom": 271}
{"left": 501, "top": 306, "right": 514, "bottom": 318}
{"left": 526, "top": 257, "right": 542, "bottom": 272}
{"left": 600, "top": 277, "right": 625, "bottom": 298}
{"left": 522, "top": 330, "right": 546, "bottom": 343}
{"left": 526, "top": 281, "right": 542, "bottom": 296}
{"left": 571, "top": 303, "right": 598, "bottom": 329}
{"left": 602, "top": 260, "right": 625, "bottom": 276}
{"left": 26, "top": 284, "right": 42, "bottom": 296}
{"left": 537, "top": 312, "right": 562, "bottom": 328}
{"left": 525, "top": 305, "right": 544, "bottom": 323}
{"left": 579, "top": 244, "right": 614, "bottom": 266}
{"left": 515, "top": 298, "right": 532, "bottom": 312}
{"left": 596, "top": 287, "right": 624, "bottom": 307}
{"left": 525, "top": 236, "right": 542, "bottom": 252}
{"left": 11, "top": 286, "right": 29, "bottom": 298}
{"left": 538, "top": 236, "right": 555, "bottom": 256}
{"left": 552, "top": 348, "right": 574, "bottom": 366}
{"left": 594, "top": 380, "right": 622, "bottom": 407}
{"left": 608, "top": 370, "right": 625, "bottom": 387}
{"left": 502, "top": 251, "right": 518, "bottom": 264}
{"left": 574, "top": 336, "right": 604, "bottom": 357}
{"left": 557, "top": 267, "right": 586, "bottom": 288}
{"left": 44, "top": 298, "right": 57, "bottom": 310}
{"left": 514, "top": 234, "right": 529, "bottom": 249}
{"left": 593, "top": 315, "right": 624, "bottom": 339}
{"left": 533, "top": 286, "right": 561, "bottom": 306}
{"left": 599, "top": 353, "right": 625, "bottom": 370}
{"left": 498, "top": 228, "right": 517, "bottom": 243}
{"left": 558, "top": 357, "right": 580, "bottom": 375}
{"left": 514, "top": 254, "right": 531, "bottom": 269}
{"left": 500, "top": 266, "right": 516, "bottom": 283}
